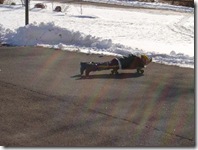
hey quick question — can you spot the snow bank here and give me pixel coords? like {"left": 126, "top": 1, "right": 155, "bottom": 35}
{"left": 0, "top": 22, "right": 194, "bottom": 68}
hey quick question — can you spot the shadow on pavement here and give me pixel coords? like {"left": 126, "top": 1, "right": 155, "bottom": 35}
{"left": 71, "top": 73, "right": 144, "bottom": 80}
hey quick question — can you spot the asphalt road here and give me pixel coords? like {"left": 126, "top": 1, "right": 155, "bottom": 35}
{"left": 0, "top": 46, "right": 195, "bottom": 146}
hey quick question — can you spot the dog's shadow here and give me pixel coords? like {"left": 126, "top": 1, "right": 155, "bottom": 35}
{"left": 71, "top": 73, "right": 143, "bottom": 80}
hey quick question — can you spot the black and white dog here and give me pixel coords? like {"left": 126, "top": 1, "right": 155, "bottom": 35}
{"left": 80, "top": 54, "right": 152, "bottom": 77}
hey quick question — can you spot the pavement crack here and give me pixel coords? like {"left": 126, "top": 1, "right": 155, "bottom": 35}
{"left": 87, "top": 108, "right": 194, "bottom": 142}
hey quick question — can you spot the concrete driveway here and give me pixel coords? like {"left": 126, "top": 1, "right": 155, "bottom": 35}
{"left": 0, "top": 47, "right": 195, "bottom": 146}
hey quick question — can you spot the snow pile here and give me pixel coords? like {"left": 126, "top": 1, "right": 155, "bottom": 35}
{"left": 4, "top": 22, "right": 112, "bottom": 48}
{"left": 0, "top": 24, "right": 6, "bottom": 43}
{"left": 2, "top": 22, "right": 133, "bottom": 55}
{"left": 0, "top": 22, "right": 194, "bottom": 68}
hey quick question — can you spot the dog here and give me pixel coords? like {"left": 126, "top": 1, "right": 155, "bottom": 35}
{"left": 80, "top": 54, "right": 152, "bottom": 77}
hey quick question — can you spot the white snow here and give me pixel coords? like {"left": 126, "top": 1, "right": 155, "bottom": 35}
{"left": 0, "top": 0, "right": 194, "bottom": 68}
{"left": 84, "top": 0, "right": 194, "bottom": 12}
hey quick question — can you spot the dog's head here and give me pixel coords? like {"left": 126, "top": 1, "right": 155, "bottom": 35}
{"left": 141, "top": 54, "right": 152, "bottom": 66}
